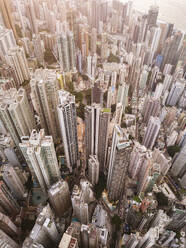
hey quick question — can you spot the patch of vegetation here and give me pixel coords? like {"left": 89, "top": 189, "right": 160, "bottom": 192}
{"left": 74, "top": 92, "right": 83, "bottom": 103}
{"left": 125, "top": 106, "right": 132, "bottom": 114}
{"left": 44, "top": 49, "right": 57, "bottom": 65}
{"left": 96, "top": 46, "right": 101, "bottom": 56}
{"left": 121, "top": 122, "right": 127, "bottom": 128}
{"left": 167, "top": 145, "right": 181, "bottom": 158}
{"left": 111, "top": 214, "right": 122, "bottom": 229}
{"left": 82, "top": 74, "right": 89, "bottom": 81}
{"left": 84, "top": 88, "right": 91, "bottom": 105}
{"left": 21, "top": 80, "right": 30, "bottom": 87}
{"left": 111, "top": 104, "right": 116, "bottom": 114}
{"left": 133, "top": 195, "right": 141, "bottom": 203}
{"left": 155, "top": 192, "right": 169, "bottom": 207}
{"left": 15, "top": 24, "right": 23, "bottom": 38}
{"left": 108, "top": 52, "right": 120, "bottom": 63}
{"left": 94, "top": 172, "right": 106, "bottom": 199}
{"left": 76, "top": 102, "right": 85, "bottom": 120}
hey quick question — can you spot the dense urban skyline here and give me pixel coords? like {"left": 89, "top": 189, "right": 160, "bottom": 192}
{"left": 0, "top": 0, "right": 185, "bottom": 247}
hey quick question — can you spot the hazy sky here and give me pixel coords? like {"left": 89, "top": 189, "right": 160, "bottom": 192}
{"left": 122, "top": 0, "right": 186, "bottom": 32}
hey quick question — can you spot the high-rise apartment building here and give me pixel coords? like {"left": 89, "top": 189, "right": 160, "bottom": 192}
{"left": 0, "top": 0, "right": 17, "bottom": 39}
{"left": 166, "top": 79, "right": 185, "bottom": 106}
{"left": 91, "top": 81, "right": 104, "bottom": 106}
{"left": 26, "top": 0, "right": 38, "bottom": 34}
{"left": 115, "top": 103, "right": 123, "bottom": 125}
{"left": 0, "top": 212, "right": 18, "bottom": 238}
{"left": 57, "top": 90, "right": 78, "bottom": 172}
{"left": 0, "top": 27, "right": 16, "bottom": 61}
{"left": 143, "top": 96, "right": 160, "bottom": 124}
{"left": 59, "top": 233, "right": 78, "bottom": 248}
{"left": 0, "top": 88, "right": 36, "bottom": 149}
{"left": 117, "top": 82, "right": 129, "bottom": 113}
{"left": 107, "top": 125, "right": 132, "bottom": 201}
{"left": 71, "top": 180, "right": 95, "bottom": 224}
{"left": 162, "top": 74, "right": 172, "bottom": 94}
{"left": 171, "top": 144, "right": 186, "bottom": 178}
{"left": 90, "top": 28, "right": 97, "bottom": 54}
{"left": 85, "top": 104, "right": 110, "bottom": 171}
{"left": 48, "top": 180, "right": 71, "bottom": 218}
{"left": 0, "top": 229, "right": 19, "bottom": 248}
{"left": 30, "top": 69, "right": 60, "bottom": 142}
{"left": 57, "top": 32, "right": 76, "bottom": 72}
{"left": 147, "top": 5, "right": 159, "bottom": 27}
{"left": 142, "top": 116, "right": 161, "bottom": 149}
{"left": 0, "top": 181, "right": 20, "bottom": 216}
{"left": 19, "top": 129, "right": 61, "bottom": 192}
{"left": 129, "top": 142, "right": 148, "bottom": 179}
{"left": 32, "top": 34, "right": 44, "bottom": 65}
{"left": 2, "top": 164, "right": 25, "bottom": 200}
{"left": 88, "top": 155, "right": 99, "bottom": 186}
{"left": 23, "top": 204, "right": 60, "bottom": 247}
{"left": 5, "top": 46, "right": 30, "bottom": 86}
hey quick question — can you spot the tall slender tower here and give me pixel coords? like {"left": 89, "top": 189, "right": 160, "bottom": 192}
{"left": 57, "top": 90, "right": 78, "bottom": 172}
{"left": 107, "top": 125, "right": 132, "bottom": 201}
{"left": 142, "top": 116, "right": 161, "bottom": 149}
{"left": 19, "top": 129, "right": 61, "bottom": 193}
{"left": 0, "top": 181, "right": 20, "bottom": 216}
{"left": 30, "top": 69, "right": 60, "bottom": 143}
{"left": 0, "top": 0, "right": 17, "bottom": 39}
{"left": 85, "top": 104, "right": 110, "bottom": 171}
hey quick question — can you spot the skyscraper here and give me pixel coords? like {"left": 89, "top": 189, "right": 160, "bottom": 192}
{"left": 166, "top": 79, "right": 185, "bottom": 106}
{"left": 85, "top": 104, "right": 110, "bottom": 171}
{"left": 142, "top": 116, "right": 161, "bottom": 149}
{"left": 0, "top": 212, "right": 18, "bottom": 238}
{"left": 117, "top": 82, "right": 129, "bottom": 113}
{"left": 107, "top": 125, "right": 132, "bottom": 201}
{"left": 26, "top": 0, "right": 38, "bottom": 34}
{"left": 19, "top": 129, "right": 61, "bottom": 192}
{"left": 0, "top": 27, "right": 16, "bottom": 61}
{"left": 30, "top": 69, "right": 60, "bottom": 142}
{"left": 90, "top": 28, "right": 97, "bottom": 54}
{"left": 0, "top": 229, "right": 19, "bottom": 248}
{"left": 0, "top": 88, "right": 36, "bottom": 149}
{"left": 57, "top": 90, "right": 78, "bottom": 172}
{"left": 147, "top": 5, "right": 159, "bottom": 27}
{"left": 0, "top": 0, "right": 17, "bottom": 39}
{"left": 88, "top": 155, "right": 99, "bottom": 186}
{"left": 57, "top": 32, "right": 76, "bottom": 72}
{"left": 143, "top": 96, "right": 160, "bottom": 124}
{"left": 91, "top": 81, "right": 103, "bottom": 106}
{"left": 5, "top": 46, "right": 30, "bottom": 86}
{"left": 171, "top": 144, "right": 186, "bottom": 178}
{"left": 0, "top": 181, "right": 20, "bottom": 216}
{"left": 32, "top": 34, "right": 44, "bottom": 65}
{"left": 48, "top": 180, "right": 71, "bottom": 218}
{"left": 2, "top": 164, "right": 25, "bottom": 200}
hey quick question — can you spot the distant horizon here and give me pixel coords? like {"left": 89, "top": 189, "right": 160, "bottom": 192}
{"left": 121, "top": 0, "right": 186, "bottom": 32}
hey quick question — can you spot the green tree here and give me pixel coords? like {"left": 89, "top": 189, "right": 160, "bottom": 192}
{"left": 76, "top": 103, "right": 85, "bottom": 120}
{"left": 44, "top": 49, "right": 56, "bottom": 65}
{"left": 15, "top": 24, "right": 23, "bottom": 38}
{"left": 74, "top": 92, "right": 83, "bottom": 103}
{"left": 167, "top": 145, "right": 180, "bottom": 158}
{"left": 111, "top": 104, "right": 116, "bottom": 114}
{"left": 108, "top": 52, "right": 120, "bottom": 63}
{"left": 111, "top": 214, "right": 122, "bottom": 229}
{"left": 155, "top": 192, "right": 169, "bottom": 207}
{"left": 84, "top": 89, "right": 91, "bottom": 105}
{"left": 82, "top": 74, "right": 89, "bottom": 81}
{"left": 125, "top": 106, "right": 132, "bottom": 114}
